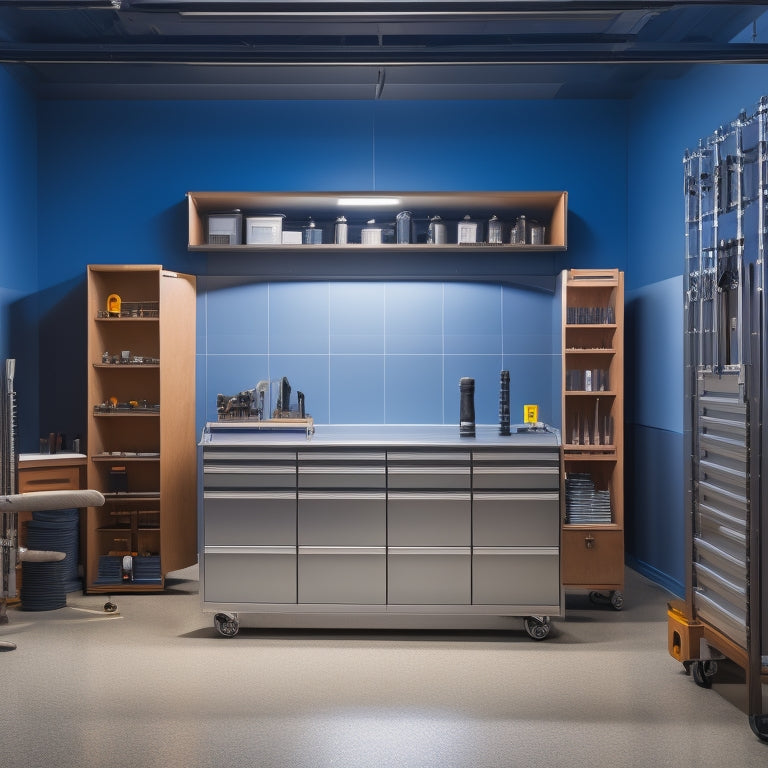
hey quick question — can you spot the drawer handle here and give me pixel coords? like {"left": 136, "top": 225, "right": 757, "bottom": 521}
{"left": 25, "top": 476, "right": 72, "bottom": 486}
{"left": 585, "top": 534, "right": 596, "bottom": 550}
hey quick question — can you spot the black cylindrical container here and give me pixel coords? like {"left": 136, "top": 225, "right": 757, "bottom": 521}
{"left": 459, "top": 377, "right": 476, "bottom": 438}
{"left": 499, "top": 370, "right": 511, "bottom": 436}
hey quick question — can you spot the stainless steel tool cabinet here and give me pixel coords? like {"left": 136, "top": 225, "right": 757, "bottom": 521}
{"left": 199, "top": 424, "right": 561, "bottom": 640}
{"left": 682, "top": 99, "right": 768, "bottom": 741}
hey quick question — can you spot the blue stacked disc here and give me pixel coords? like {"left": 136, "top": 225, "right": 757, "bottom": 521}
{"left": 27, "top": 508, "right": 81, "bottom": 592}
{"left": 95, "top": 555, "right": 123, "bottom": 585}
{"left": 132, "top": 555, "right": 162, "bottom": 584}
{"left": 20, "top": 559, "right": 66, "bottom": 611}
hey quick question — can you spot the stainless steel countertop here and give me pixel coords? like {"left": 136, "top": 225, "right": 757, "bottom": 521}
{"left": 201, "top": 423, "right": 560, "bottom": 448}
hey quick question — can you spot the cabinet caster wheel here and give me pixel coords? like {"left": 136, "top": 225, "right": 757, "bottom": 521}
{"left": 214, "top": 613, "right": 239, "bottom": 638}
{"left": 524, "top": 616, "right": 551, "bottom": 641}
{"left": 749, "top": 714, "right": 768, "bottom": 742}
{"left": 104, "top": 601, "right": 118, "bottom": 613}
{"left": 692, "top": 660, "right": 718, "bottom": 688}
{"left": 589, "top": 591, "right": 624, "bottom": 610}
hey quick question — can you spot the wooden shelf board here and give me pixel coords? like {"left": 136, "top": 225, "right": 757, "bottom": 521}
{"left": 189, "top": 243, "right": 566, "bottom": 254}
{"left": 563, "top": 449, "right": 617, "bottom": 458}
{"left": 565, "top": 348, "right": 616, "bottom": 354}
{"left": 92, "top": 455, "right": 160, "bottom": 462}
{"left": 565, "top": 323, "right": 617, "bottom": 330}
{"left": 563, "top": 391, "right": 617, "bottom": 396}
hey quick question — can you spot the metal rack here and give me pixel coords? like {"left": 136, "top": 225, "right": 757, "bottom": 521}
{"left": 681, "top": 98, "right": 768, "bottom": 741}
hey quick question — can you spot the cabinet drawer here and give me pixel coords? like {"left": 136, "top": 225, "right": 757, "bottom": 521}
{"left": 18, "top": 465, "right": 81, "bottom": 492}
{"left": 298, "top": 451, "right": 386, "bottom": 490}
{"left": 204, "top": 491, "right": 296, "bottom": 545}
{"left": 298, "top": 466, "right": 386, "bottom": 489}
{"left": 473, "top": 492, "right": 559, "bottom": 547}
{"left": 472, "top": 465, "right": 559, "bottom": 491}
{"left": 472, "top": 548, "right": 559, "bottom": 606}
{"left": 298, "top": 492, "right": 386, "bottom": 545}
{"left": 298, "top": 547, "right": 386, "bottom": 604}
{"left": 203, "top": 464, "right": 296, "bottom": 490}
{"left": 388, "top": 547, "right": 471, "bottom": 605}
{"left": 387, "top": 466, "right": 471, "bottom": 490}
{"left": 388, "top": 492, "right": 471, "bottom": 546}
{"left": 387, "top": 452, "right": 471, "bottom": 490}
{"left": 561, "top": 528, "right": 624, "bottom": 586}
{"left": 203, "top": 547, "right": 296, "bottom": 604}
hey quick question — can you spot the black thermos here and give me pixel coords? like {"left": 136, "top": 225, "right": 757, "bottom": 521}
{"left": 499, "top": 370, "right": 511, "bottom": 436}
{"left": 459, "top": 377, "right": 476, "bottom": 437}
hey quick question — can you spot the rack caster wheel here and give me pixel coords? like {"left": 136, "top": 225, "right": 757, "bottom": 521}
{"left": 749, "top": 714, "right": 768, "bottom": 742}
{"left": 524, "top": 616, "right": 551, "bottom": 641}
{"left": 214, "top": 612, "right": 239, "bottom": 638}
{"left": 103, "top": 601, "right": 118, "bottom": 613}
{"left": 609, "top": 591, "right": 624, "bottom": 611}
{"left": 692, "top": 660, "right": 718, "bottom": 688}
{"left": 0, "top": 640, "right": 17, "bottom": 651}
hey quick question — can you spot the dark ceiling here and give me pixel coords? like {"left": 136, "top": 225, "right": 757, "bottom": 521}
{"left": 0, "top": 1, "right": 767, "bottom": 100}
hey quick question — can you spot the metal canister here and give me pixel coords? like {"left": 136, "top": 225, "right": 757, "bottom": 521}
{"left": 510, "top": 215, "right": 527, "bottom": 245}
{"left": 488, "top": 215, "right": 503, "bottom": 244}
{"left": 396, "top": 210, "right": 413, "bottom": 244}
{"left": 457, "top": 215, "right": 478, "bottom": 244}
{"left": 427, "top": 215, "right": 447, "bottom": 244}
{"left": 334, "top": 216, "right": 348, "bottom": 245}
{"left": 303, "top": 218, "right": 322, "bottom": 244}
{"left": 361, "top": 219, "right": 382, "bottom": 245}
{"left": 529, "top": 222, "right": 546, "bottom": 245}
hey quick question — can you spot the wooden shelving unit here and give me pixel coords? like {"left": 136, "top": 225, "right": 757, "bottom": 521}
{"left": 559, "top": 268, "right": 625, "bottom": 609}
{"left": 85, "top": 265, "right": 197, "bottom": 593}
{"left": 186, "top": 190, "right": 568, "bottom": 252}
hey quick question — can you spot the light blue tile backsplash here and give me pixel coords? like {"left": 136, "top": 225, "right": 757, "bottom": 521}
{"left": 384, "top": 282, "right": 444, "bottom": 354}
{"left": 385, "top": 354, "right": 444, "bottom": 424}
{"left": 198, "top": 278, "right": 561, "bottom": 429}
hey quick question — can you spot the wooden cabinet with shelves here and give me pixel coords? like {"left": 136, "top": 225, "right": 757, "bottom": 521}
{"left": 86, "top": 265, "right": 196, "bottom": 593}
{"left": 558, "top": 268, "right": 625, "bottom": 608}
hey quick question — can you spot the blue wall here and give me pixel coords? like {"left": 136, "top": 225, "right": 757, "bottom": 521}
{"left": 31, "top": 98, "right": 628, "bottom": 451}
{"left": 0, "top": 67, "right": 39, "bottom": 445}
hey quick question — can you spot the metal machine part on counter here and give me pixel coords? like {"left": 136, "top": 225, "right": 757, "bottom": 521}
{"left": 216, "top": 377, "right": 311, "bottom": 425}
{"left": 499, "top": 370, "right": 511, "bottom": 436}
{"left": 459, "top": 377, "right": 476, "bottom": 438}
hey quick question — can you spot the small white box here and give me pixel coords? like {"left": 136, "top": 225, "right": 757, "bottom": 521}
{"left": 281, "top": 231, "right": 303, "bottom": 244}
{"left": 246, "top": 216, "right": 283, "bottom": 245}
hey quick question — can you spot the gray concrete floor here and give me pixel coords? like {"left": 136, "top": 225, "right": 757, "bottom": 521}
{"left": 1, "top": 567, "right": 766, "bottom": 768}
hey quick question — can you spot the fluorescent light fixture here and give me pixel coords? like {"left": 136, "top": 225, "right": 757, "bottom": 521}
{"left": 338, "top": 197, "right": 401, "bottom": 206}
